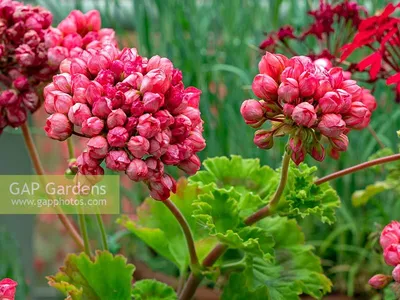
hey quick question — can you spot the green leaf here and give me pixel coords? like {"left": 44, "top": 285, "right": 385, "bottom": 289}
{"left": 193, "top": 188, "right": 274, "bottom": 261}
{"left": 280, "top": 163, "right": 340, "bottom": 224}
{"left": 221, "top": 217, "right": 331, "bottom": 300}
{"left": 132, "top": 279, "right": 177, "bottom": 300}
{"left": 352, "top": 181, "right": 393, "bottom": 207}
{"left": 118, "top": 179, "right": 218, "bottom": 271}
{"left": 47, "top": 251, "right": 135, "bottom": 300}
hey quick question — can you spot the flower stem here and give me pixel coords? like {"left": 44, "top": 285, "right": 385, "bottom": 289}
{"left": 315, "top": 153, "right": 400, "bottom": 185}
{"left": 367, "top": 124, "right": 385, "bottom": 149}
{"left": 163, "top": 198, "right": 200, "bottom": 268}
{"left": 180, "top": 152, "right": 291, "bottom": 300}
{"left": 21, "top": 123, "right": 84, "bottom": 251}
{"left": 67, "top": 138, "right": 75, "bottom": 159}
{"left": 78, "top": 212, "right": 92, "bottom": 257}
{"left": 96, "top": 213, "right": 109, "bottom": 251}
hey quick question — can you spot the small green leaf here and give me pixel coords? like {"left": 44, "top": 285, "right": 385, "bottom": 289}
{"left": 132, "top": 279, "right": 177, "bottom": 300}
{"left": 118, "top": 179, "right": 218, "bottom": 271}
{"left": 47, "top": 251, "right": 135, "bottom": 300}
{"left": 352, "top": 181, "right": 393, "bottom": 207}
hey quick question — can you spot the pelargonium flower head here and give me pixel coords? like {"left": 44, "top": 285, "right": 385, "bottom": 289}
{"left": 380, "top": 221, "right": 400, "bottom": 251}
{"left": 241, "top": 52, "right": 374, "bottom": 164}
{"left": 44, "top": 46, "right": 205, "bottom": 201}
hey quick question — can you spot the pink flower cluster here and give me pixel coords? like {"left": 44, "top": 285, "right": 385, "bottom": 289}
{"left": 0, "top": 0, "right": 53, "bottom": 133}
{"left": 0, "top": 278, "right": 17, "bottom": 300}
{"left": 369, "top": 221, "right": 400, "bottom": 289}
{"left": 241, "top": 52, "right": 376, "bottom": 164}
{"left": 45, "top": 9, "right": 117, "bottom": 68}
{"left": 44, "top": 45, "right": 205, "bottom": 200}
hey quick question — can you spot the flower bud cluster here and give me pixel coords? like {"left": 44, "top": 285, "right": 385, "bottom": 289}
{"left": 0, "top": 0, "right": 53, "bottom": 133}
{"left": 241, "top": 52, "right": 376, "bottom": 164}
{"left": 44, "top": 46, "right": 205, "bottom": 200}
{"left": 369, "top": 221, "right": 400, "bottom": 289}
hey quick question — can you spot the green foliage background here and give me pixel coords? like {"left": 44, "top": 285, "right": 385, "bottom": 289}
{"left": 23, "top": 0, "right": 400, "bottom": 296}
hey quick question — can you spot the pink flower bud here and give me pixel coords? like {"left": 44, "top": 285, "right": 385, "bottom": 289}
{"left": 13, "top": 76, "right": 29, "bottom": 91}
{"left": 53, "top": 73, "right": 72, "bottom": 93}
{"left": 393, "top": 265, "right": 400, "bottom": 283}
{"left": 125, "top": 117, "right": 138, "bottom": 135}
{"left": 254, "top": 130, "right": 274, "bottom": 149}
{"left": 137, "top": 114, "right": 161, "bottom": 139}
{"left": 45, "top": 27, "right": 63, "bottom": 48}
{"left": 58, "top": 17, "right": 77, "bottom": 34}
{"left": 22, "top": 91, "right": 39, "bottom": 112}
{"left": 319, "top": 91, "right": 342, "bottom": 114}
{"left": 314, "top": 79, "right": 332, "bottom": 100}
{"left": 70, "top": 58, "right": 89, "bottom": 76}
{"left": 54, "top": 92, "right": 73, "bottom": 114}
{"left": 360, "top": 89, "right": 377, "bottom": 112}
{"left": 81, "top": 116, "right": 104, "bottom": 137}
{"left": 0, "top": 278, "right": 18, "bottom": 299}
{"left": 252, "top": 74, "right": 278, "bottom": 101}
{"left": 310, "top": 142, "right": 325, "bottom": 162}
{"left": 15, "top": 44, "right": 35, "bottom": 66}
{"left": 184, "top": 86, "right": 202, "bottom": 108}
{"left": 185, "top": 131, "right": 206, "bottom": 152}
{"left": 127, "top": 136, "right": 150, "bottom": 158}
{"left": 68, "top": 103, "right": 91, "bottom": 126}
{"left": 162, "top": 145, "right": 180, "bottom": 165}
{"left": 343, "top": 102, "right": 371, "bottom": 129}
{"left": 328, "top": 67, "right": 344, "bottom": 89}
{"left": 340, "top": 80, "right": 362, "bottom": 101}
{"left": 314, "top": 58, "right": 332, "bottom": 70}
{"left": 126, "top": 159, "right": 149, "bottom": 181}
{"left": 240, "top": 99, "right": 266, "bottom": 128}
{"left": 384, "top": 244, "right": 400, "bottom": 266}
{"left": 317, "top": 114, "right": 346, "bottom": 137}
{"left": 140, "top": 69, "right": 170, "bottom": 94}
{"left": 87, "top": 136, "right": 108, "bottom": 159}
{"left": 92, "top": 97, "right": 112, "bottom": 119}
{"left": 329, "top": 134, "right": 349, "bottom": 151}
{"left": 181, "top": 106, "right": 201, "bottom": 127}
{"left": 88, "top": 53, "right": 111, "bottom": 76}
{"left": 147, "top": 55, "right": 174, "bottom": 78}
{"left": 85, "top": 10, "right": 101, "bottom": 31}
{"left": 368, "top": 274, "right": 392, "bottom": 289}
{"left": 6, "top": 106, "right": 27, "bottom": 128}
{"left": 95, "top": 70, "right": 115, "bottom": 86}
{"left": 292, "top": 102, "right": 317, "bottom": 128}
{"left": 62, "top": 33, "right": 83, "bottom": 50}
{"left": 278, "top": 78, "right": 299, "bottom": 103}
{"left": 178, "top": 155, "right": 201, "bottom": 175}
{"left": 0, "top": 90, "right": 18, "bottom": 106}
{"left": 123, "top": 73, "right": 143, "bottom": 89}
{"left": 145, "top": 157, "right": 165, "bottom": 179}
{"left": 291, "top": 147, "right": 306, "bottom": 165}
{"left": 77, "top": 152, "right": 100, "bottom": 169}
{"left": 129, "top": 99, "right": 145, "bottom": 117}
{"left": 154, "top": 110, "right": 174, "bottom": 130}
{"left": 48, "top": 46, "right": 69, "bottom": 68}
{"left": 107, "top": 109, "right": 126, "bottom": 129}
{"left": 298, "top": 71, "right": 318, "bottom": 97}
{"left": 170, "top": 114, "right": 191, "bottom": 143}
{"left": 105, "top": 150, "right": 130, "bottom": 171}
{"left": 142, "top": 92, "right": 164, "bottom": 113}
{"left": 148, "top": 131, "right": 170, "bottom": 158}
{"left": 283, "top": 103, "right": 295, "bottom": 116}
{"left": 85, "top": 81, "right": 103, "bottom": 105}
{"left": 107, "top": 126, "right": 129, "bottom": 147}
{"left": 336, "top": 89, "right": 352, "bottom": 113}
{"left": 289, "top": 136, "right": 303, "bottom": 153}
{"left": 149, "top": 174, "right": 176, "bottom": 201}
{"left": 72, "top": 74, "right": 91, "bottom": 91}
{"left": 380, "top": 221, "right": 400, "bottom": 250}
{"left": 258, "top": 52, "right": 287, "bottom": 82}
{"left": 44, "top": 113, "right": 72, "bottom": 141}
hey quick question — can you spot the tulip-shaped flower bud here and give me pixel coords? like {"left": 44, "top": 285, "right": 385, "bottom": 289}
{"left": 359, "top": 89, "right": 377, "bottom": 112}
{"left": 258, "top": 52, "right": 287, "bottom": 82}
{"left": 336, "top": 89, "right": 352, "bottom": 113}
{"left": 92, "top": 97, "right": 112, "bottom": 119}
{"left": 309, "top": 142, "right": 325, "bottom": 162}
{"left": 170, "top": 114, "right": 192, "bottom": 143}
{"left": 329, "top": 134, "right": 349, "bottom": 152}
{"left": 149, "top": 174, "right": 176, "bottom": 201}
{"left": 292, "top": 102, "right": 317, "bottom": 128}
{"left": 368, "top": 274, "right": 392, "bottom": 289}
{"left": 298, "top": 71, "right": 318, "bottom": 97}
{"left": 140, "top": 69, "right": 170, "bottom": 94}
{"left": 328, "top": 67, "right": 344, "bottom": 89}
{"left": 44, "top": 113, "right": 72, "bottom": 141}
{"left": 105, "top": 150, "right": 130, "bottom": 171}
{"left": 317, "top": 114, "right": 346, "bottom": 137}
{"left": 178, "top": 155, "right": 201, "bottom": 175}
{"left": 340, "top": 80, "right": 362, "bottom": 102}
{"left": 126, "top": 159, "right": 149, "bottom": 181}
{"left": 380, "top": 221, "right": 400, "bottom": 250}
{"left": 240, "top": 99, "right": 266, "bottom": 128}
{"left": 142, "top": 92, "right": 165, "bottom": 113}
{"left": 137, "top": 114, "right": 161, "bottom": 139}
{"left": 252, "top": 74, "right": 278, "bottom": 101}
{"left": 254, "top": 130, "right": 274, "bottom": 149}
{"left": 85, "top": 10, "right": 101, "bottom": 31}
{"left": 77, "top": 152, "right": 101, "bottom": 169}
{"left": 319, "top": 91, "right": 342, "bottom": 114}
{"left": 54, "top": 92, "right": 73, "bottom": 114}
{"left": 6, "top": 107, "right": 27, "bottom": 128}
{"left": 81, "top": 117, "right": 104, "bottom": 137}
{"left": 53, "top": 73, "right": 72, "bottom": 94}
{"left": 393, "top": 265, "right": 400, "bottom": 283}
{"left": 343, "top": 102, "right": 371, "bottom": 129}
{"left": 291, "top": 147, "right": 306, "bottom": 165}
{"left": 68, "top": 103, "right": 91, "bottom": 126}
{"left": 0, "top": 278, "right": 18, "bottom": 300}
{"left": 107, "top": 109, "right": 126, "bottom": 129}
{"left": 384, "top": 244, "right": 400, "bottom": 266}
{"left": 13, "top": 76, "right": 29, "bottom": 91}
{"left": 127, "top": 136, "right": 150, "bottom": 158}
{"left": 107, "top": 126, "right": 129, "bottom": 147}
{"left": 186, "top": 131, "right": 206, "bottom": 152}
{"left": 153, "top": 110, "right": 174, "bottom": 130}
{"left": 181, "top": 107, "right": 201, "bottom": 127}
{"left": 0, "top": 90, "right": 19, "bottom": 107}
{"left": 87, "top": 136, "right": 108, "bottom": 159}
{"left": 278, "top": 78, "right": 299, "bottom": 103}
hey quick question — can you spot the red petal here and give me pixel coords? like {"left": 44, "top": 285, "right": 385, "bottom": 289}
{"left": 387, "top": 73, "right": 400, "bottom": 85}
{"left": 358, "top": 52, "right": 380, "bottom": 71}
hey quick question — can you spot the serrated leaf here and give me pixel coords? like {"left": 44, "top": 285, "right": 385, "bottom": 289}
{"left": 118, "top": 179, "right": 218, "bottom": 271}
{"left": 352, "top": 181, "right": 393, "bottom": 207}
{"left": 47, "top": 251, "right": 135, "bottom": 300}
{"left": 279, "top": 163, "right": 340, "bottom": 224}
{"left": 132, "top": 279, "right": 177, "bottom": 300}
{"left": 222, "top": 217, "right": 331, "bottom": 300}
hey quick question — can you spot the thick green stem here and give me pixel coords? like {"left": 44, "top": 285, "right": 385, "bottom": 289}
{"left": 163, "top": 198, "right": 200, "bottom": 268}
{"left": 78, "top": 212, "right": 92, "bottom": 257}
{"left": 96, "top": 213, "right": 109, "bottom": 251}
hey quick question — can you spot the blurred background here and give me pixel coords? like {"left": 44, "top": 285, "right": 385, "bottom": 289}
{"left": 0, "top": 0, "right": 399, "bottom": 298}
